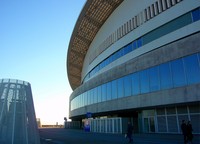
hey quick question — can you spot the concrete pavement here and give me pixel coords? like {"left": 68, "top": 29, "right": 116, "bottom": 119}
{"left": 39, "top": 128, "right": 200, "bottom": 144}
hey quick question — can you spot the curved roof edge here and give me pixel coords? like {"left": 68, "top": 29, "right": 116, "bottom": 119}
{"left": 67, "top": 0, "right": 123, "bottom": 90}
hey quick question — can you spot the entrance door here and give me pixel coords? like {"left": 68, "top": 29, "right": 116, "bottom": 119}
{"left": 149, "top": 117, "right": 155, "bottom": 132}
{"left": 143, "top": 117, "right": 155, "bottom": 133}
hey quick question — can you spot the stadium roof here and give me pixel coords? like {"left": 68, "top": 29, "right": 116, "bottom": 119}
{"left": 67, "top": 0, "right": 123, "bottom": 90}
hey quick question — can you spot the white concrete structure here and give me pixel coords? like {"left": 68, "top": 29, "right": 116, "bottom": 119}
{"left": 67, "top": 0, "right": 200, "bottom": 134}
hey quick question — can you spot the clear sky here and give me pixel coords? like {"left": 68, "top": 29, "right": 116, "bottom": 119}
{"left": 0, "top": 0, "right": 86, "bottom": 125}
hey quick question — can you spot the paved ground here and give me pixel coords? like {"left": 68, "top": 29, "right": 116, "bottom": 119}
{"left": 39, "top": 128, "right": 200, "bottom": 144}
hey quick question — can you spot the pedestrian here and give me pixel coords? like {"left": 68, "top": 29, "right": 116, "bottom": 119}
{"left": 187, "top": 121, "right": 193, "bottom": 144}
{"left": 181, "top": 120, "right": 187, "bottom": 144}
{"left": 127, "top": 122, "right": 133, "bottom": 143}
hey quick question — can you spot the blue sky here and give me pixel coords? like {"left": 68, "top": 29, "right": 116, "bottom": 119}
{"left": 0, "top": 0, "right": 86, "bottom": 125}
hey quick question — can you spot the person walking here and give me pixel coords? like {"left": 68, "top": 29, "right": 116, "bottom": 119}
{"left": 187, "top": 121, "right": 193, "bottom": 144}
{"left": 127, "top": 122, "right": 133, "bottom": 143}
{"left": 181, "top": 120, "right": 187, "bottom": 144}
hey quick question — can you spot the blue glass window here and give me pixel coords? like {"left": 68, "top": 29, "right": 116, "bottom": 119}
{"left": 149, "top": 66, "right": 160, "bottom": 92}
{"left": 93, "top": 88, "right": 97, "bottom": 103}
{"left": 87, "top": 90, "right": 91, "bottom": 105}
{"left": 119, "top": 48, "right": 124, "bottom": 57}
{"left": 85, "top": 92, "right": 88, "bottom": 105}
{"left": 124, "top": 75, "right": 132, "bottom": 97}
{"left": 111, "top": 52, "right": 117, "bottom": 61}
{"left": 112, "top": 80, "right": 117, "bottom": 99}
{"left": 115, "top": 50, "right": 121, "bottom": 60}
{"left": 99, "top": 62, "right": 104, "bottom": 70}
{"left": 106, "top": 82, "right": 112, "bottom": 100}
{"left": 109, "top": 54, "right": 114, "bottom": 63}
{"left": 102, "top": 84, "right": 107, "bottom": 102}
{"left": 83, "top": 92, "right": 87, "bottom": 106}
{"left": 80, "top": 94, "right": 83, "bottom": 107}
{"left": 159, "top": 62, "right": 173, "bottom": 89}
{"left": 184, "top": 54, "right": 200, "bottom": 84}
{"left": 132, "top": 72, "right": 140, "bottom": 95}
{"left": 192, "top": 8, "right": 200, "bottom": 22}
{"left": 171, "top": 59, "right": 186, "bottom": 87}
{"left": 132, "top": 41, "right": 137, "bottom": 50}
{"left": 137, "top": 38, "right": 143, "bottom": 48}
{"left": 97, "top": 86, "right": 102, "bottom": 103}
{"left": 117, "top": 77, "right": 124, "bottom": 98}
{"left": 140, "top": 69, "right": 150, "bottom": 93}
{"left": 105, "top": 57, "right": 110, "bottom": 66}
{"left": 89, "top": 89, "right": 94, "bottom": 104}
{"left": 124, "top": 44, "right": 132, "bottom": 55}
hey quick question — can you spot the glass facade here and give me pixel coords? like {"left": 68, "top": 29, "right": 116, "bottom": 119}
{"left": 71, "top": 53, "right": 200, "bottom": 110}
{"left": 83, "top": 7, "right": 200, "bottom": 83}
{"left": 0, "top": 79, "right": 40, "bottom": 144}
{"left": 143, "top": 105, "right": 200, "bottom": 133}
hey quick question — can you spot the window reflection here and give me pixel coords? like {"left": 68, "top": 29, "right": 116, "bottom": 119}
{"left": 149, "top": 66, "right": 160, "bottom": 91}
{"left": 140, "top": 69, "right": 150, "bottom": 94}
{"left": 72, "top": 53, "right": 200, "bottom": 110}
{"left": 112, "top": 80, "right": 118, "bottom": 99}
{"left": 171, "top": 59, "right": 186, "bottom": 87}
{"left": 124, "top": 75, "right": 132, "bottom": 97}
{"left": 132, "top": 72, "right": 140, "bottom": 96}
{"left": 160, "top": 62, "right": 173, "bottom": 89}
{"left": 184, "top": 54, "right": 200, "bottom": 84}
{"left": 117, "top": 78, "right": 124, "bottom": 98}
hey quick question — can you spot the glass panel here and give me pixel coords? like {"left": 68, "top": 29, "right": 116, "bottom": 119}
{"left": 97, "top": 86, "right": 101, "bottom": 103}
{"left": 106, "top": 82, "right": 112, "bottom": 100}
{"left": 132, "top": 41, "right": 137, "bottom": 50}
{"left": 149, "top": 117, "right": 155, "bottom": 132}
{"left": 166, "top": 107, "right": 176, "bottom": 114}
{"left": 149, "top": 66, "right": 160, "bottom": 92}
{"left": 140, "top": 69, "right": 150, "bottom": 94}
{"left": 102, "top": 84, "right": 106, "bottom": 102}
{"left": 159, "top": 62, "right": 173, "bottom": 89}
{"left": 124, "top": 43, "right": 132, "bottom": 55}
{"left": 190, "top": 114, "right": 200, "bottom": 133}
{"left": 189, "top": 104, "right": 200, "bottom": 113}
{"left": 90, "top": 90, "right": 93, "bottom": 105}
{"left": 192, "top": 8, "right": 200, "bottom": 22}
{"left": 177, "top": 106, "right": 188, "bottom": 114}
{"left": 112, "top": 80, "right": 117, "bottom": 99}
{"left": 171, "top": 59, "right": 186, "bottom": 87}
{"left": 157, "top": 108, "right": 165, "bottom": 115}
{"left": 167, "top": 116, "right": 178, "bottom": 132}
{"left": 93, "top": 88, "right": 97, "bottom": 103}
{"left": 85, "top": 92, "right": 88, "bottom": 106}
{"left": 113, "top": 52, "right": 118, "bottom": 61}
{"left": 90, "top": 89, "right": 94, "bottom": 104}
{"left": 157, "top": 116, "right": 167, "bottom": 132}
{"left": 82, "top": 92, "right": 85, "bottom": 106}
{"left": 119, "top": 48, "right": 124, "bottom": 57}
{"left": 143, "top": 13, "right": 192, "bottom": 45}
{"left": 132, "top": 72, "right": 140, "bottom": 95}
{"left": 143, "top": 110, "right": 155, "bottom": 117}
{"left": 124, "top": 75, "right": 132, "bottom": 97}
{"left": 137, "top": 38, "right": 143, "bottom": 48}
{"left": 87, "top": 90, "right": 90, "bottom": 105}
{"left": 117, "top": 78, "right": 124, "bottom": 98}
{"left": 184, "top": 54, "right": 200, "bottom": 84}
{"left": 113, "top": 50, "right": 121, "bottom": 60}
{"left": 144, "top": 118, "right": 149, "bottom": 132}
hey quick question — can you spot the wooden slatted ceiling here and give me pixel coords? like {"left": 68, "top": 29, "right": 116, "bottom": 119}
{"left": 67, "top": 0, "right": 123, "bottom": 90}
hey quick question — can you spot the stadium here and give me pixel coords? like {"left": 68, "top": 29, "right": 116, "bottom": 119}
{"left": 67, "top": 0, "right": 200, "bottom": 134}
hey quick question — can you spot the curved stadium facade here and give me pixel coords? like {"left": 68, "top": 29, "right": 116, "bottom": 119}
{"left": 67, "top": 0, "right": 200, "bottom": 134}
